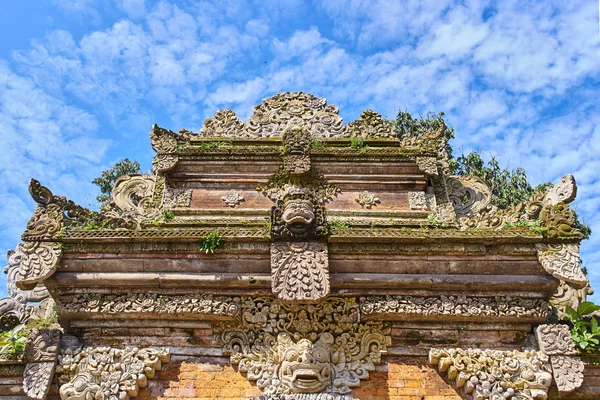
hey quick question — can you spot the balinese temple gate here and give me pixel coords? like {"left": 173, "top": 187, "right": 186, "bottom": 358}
{"left": 0, "top": 92, "right": 598, "bottom": 399}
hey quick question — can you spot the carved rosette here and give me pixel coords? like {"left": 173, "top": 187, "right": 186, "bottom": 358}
{"left": 218, "top": 297, "right": 391, "bottom": 395}
{"left": 429, "top": 348, "right": 552, "bottom": 400}
{"left": 222, "top": 190, "right": 244, "bottom": 207}
{"left": 271, "top": 242, "right": 330, "bottom": 302}
{"left": 57, "top": 346, "right": 170, "bottom": 400}
{"left": 24, "top": 328, "right": 62, "bottom": 400}
{"left": 536, "top": 243, "right": 587, "bottom": 288}
{"left": 355, "top": 191, "right": 380, "bottom": 209}
{"left": 16, "top": 241, "right": 62, "bottom": 291}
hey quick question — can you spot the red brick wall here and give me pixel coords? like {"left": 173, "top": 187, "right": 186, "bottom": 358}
{"left": 136, "top": 356, "right": 462, "bottom": 400}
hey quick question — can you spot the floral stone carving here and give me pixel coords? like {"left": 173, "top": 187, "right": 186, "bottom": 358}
{"left": 201, "top": 108, "right": 247, "bottom": 137}
{"left": 355, "top": 191, "right": 380, "bottom": 209}
{"left": 24, "top": 328, "right": 62, "bottom": 400}
{"left": 16, "top": 241, "right": 62, "bottom": 291}
{"left": 408, "top": 192, "right": 435, "bottom": 210}
{"left": 163, "top": 185, "right": 192, "bottom": 208}
{"left": 218, "top": 297, "right": 391, "bottom": 395}
{"left": 550, "top": 281, "right": 593, "bottom": 319}
{"left": 150, "top": 124, "right": 178, "bottom": 153}
{"left": 416, "top": 156, "right": 438, "bottom": 176}
{"left": 345, "top": 110, "right": 395, "bottom": 139}
{"left": 222, "top": 190, "right": 245, "bottom": 207}
{"left": 535, "top": 324, "right": 577, "bottom": 355}
{"left": 271, "top": 242, "right": 330, "bottom": 302}
{"left": 251, "top": 394, "right": 356, "bottom": 400}
{"left": 550, "top": 356, "right": 584, "bottom": 393}
{"left": 57, "top": 346, "right": 170, "bottom": 400}
{"left": 429, "top": 348, "right": 552, "bottom": 400}
{"left": 536, "top": 243, "right": 587, "bottom": 288}
{"left": 108, "top": 174, "right": 160, "bottom": 222}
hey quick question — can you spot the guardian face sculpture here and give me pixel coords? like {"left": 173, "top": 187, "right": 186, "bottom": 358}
{"left": 278, "top": 333, "right": 333, "bottom": 393}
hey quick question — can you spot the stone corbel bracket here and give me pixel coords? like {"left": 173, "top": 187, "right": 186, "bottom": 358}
{"left": 429, "top": 347, "right": 552, "bottom": 400}
{"left": 535, "top": 324, "right": 585, "bottom": 393}
{"left": 23, "top": 328, "right": 62, "bottom": 400}
{"left": 57, "top": 346, "right": 170, "bottom": 400}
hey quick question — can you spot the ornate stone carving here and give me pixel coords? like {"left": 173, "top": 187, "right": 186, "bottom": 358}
{"left": 152, "top": 154, "right": 178, "bottom": 174}
{"left": 550, "top": 281, "right": 593, "bottom": 319}
{"left": 109, "top": 174, "right": 159, "bottom": 222}
{"left": 408, "top": 192, "right": 435, "bottom": 210}
{"left": 282, "top": 125, "right": 312, "bottom": 174}
{"left": 458, "top": 175, "right": 584, "bottom": 239}
{"left": 16, "top": 241, "right": 62, "bottom": 291}
{"left": 57, "top": 346, "right": 170, "bottom": 400}
{"left": 201, "top": 108, "right": 247, "bottom": 137}
{"left": 535, "top": 324, "right": 577, "bottom": 355}
{"left": 57, "top": 293, "right": 241, "bottom": 318}
{"left": 354, "top": 191, "right": 380, "bottom": 209}
{"left": 536, "top": 243, "right": 587, "bottom": 288}
{"left": 345, "top": 110, "right": 395, "bottom": 139}
{"left": 150, "top": 124, "right": 178, "bottom": 152}
{"left": 271, "top": 242, "right": 329, "bottom": 302}
{"left": 163, "top": 186, "right": 192, "bottom": 208}
{"left": 550, "top": 356, "right": 584, "bottom": 392}
{"left": 360, "top": 295, "right": 547, "bottom": 320}
{"left": 222, "top": 190, "right": 245, "bottom": 207}
{"left": 429, "top": 348, "right": 552, "bottom": 400}
{"left": 218, "top": 297, "right": 391, "bottom": 395}
{"left": 434, "top": 202, "right": 457, "bottom": 225}
{"left": 247, "top": 92, "right": 345, "bottom": 138}
{"left": 416, "top": 156, "right": 438, "bottom": 176}
{"left": 24, "top": 328, "right": 61, "bottom": 400}
{"left": 0, "top": 246, "right": 50, "bottom": 323}
{"left": 446, "top": 175, "right": 492, "bottom": 218}
{"left": 545, "top": 175, "right": 577, "bottom": 205}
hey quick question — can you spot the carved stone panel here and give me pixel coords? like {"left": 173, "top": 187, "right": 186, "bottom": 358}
{"left": 271, "top": 242, "right": 330, "bottom": 302}
{"left": 16, "top": 241, "right": 62, "bottom": 290}
{"left": 429, "top": 348, "right": 552, "bottom": 400}
{"left": 550, "top": 355, "right": 584, "bottom": 393}
{"left": 24, "top": 328, "right": 61, "bottom": 400}
{"left": 218, "top": 297, "right": 391, "bottom": 395}
{"left": 535, "top": 324, "right": 577, "bottom": 355}
{"left": 57, "top": 346, "right": 170, "bottom": 400}
{"left": 536, "top": 243, "right": 588, "bottom": 288}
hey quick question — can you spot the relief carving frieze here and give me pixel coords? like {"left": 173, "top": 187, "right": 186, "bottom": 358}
{"left": 217, "top": 297, "right": 391, "bottom": 395}
{"left": 57, "top": 346, "right": 170, "bottom": 400}
{"left": 271, "top": 242, "right": 329, "bottom": 302}
{"left": 429, "top": 348, "right": 552, "bottom": 400}
{"left": 57, "top": 293, "right": 241, "bottom": 319}
{"left": 360, "top": 295, "right": 547, "bottom": 320}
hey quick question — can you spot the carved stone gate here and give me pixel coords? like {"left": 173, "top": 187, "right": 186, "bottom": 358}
{"left": 0, "top": 92, "right": 597, "bottom": 399}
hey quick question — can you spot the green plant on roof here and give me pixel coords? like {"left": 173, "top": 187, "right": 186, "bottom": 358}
{"left": 200, "top": 231, "right": 224, "bottom": 254}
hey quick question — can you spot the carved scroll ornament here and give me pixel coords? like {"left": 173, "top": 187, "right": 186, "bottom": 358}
{"left": 16, "top": 241, "right": 61, "bottom": 291}
{"left": 536, "top": 243, "right": 587, "bottom": 288}
{"left": 429, "top": 348, "right": 552, "bottom": 400}
{"left": 218, "top": 297, "right": 391, "bottom": 395}
{"left": 446, "top": 175, "right": 492, "bottom": 218}
{"left": 271, "top": 242, "right": 330, "bottom": 302}
{"left": 57, "top": 346, "right": 170, "bottom": 400}
{"left": 108, "top": 174, "right": 159, "bottom": 222}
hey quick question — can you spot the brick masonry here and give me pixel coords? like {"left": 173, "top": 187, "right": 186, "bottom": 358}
{"left": 136, "top": 356, "right": 462, "bottom": 400}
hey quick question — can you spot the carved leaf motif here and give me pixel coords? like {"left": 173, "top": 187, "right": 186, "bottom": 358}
{"left": 23, "top": 329, "right": 61, "bottom": 400}
{"left": 550, "top": 356, "right": 584, "bottom": 393}
{"left": 152, "top": 154, "right": 178, "bottom": 174}
{"left": 536, "top": 243, "right": 588, "bottom": 288}
{"left": 416, "top": 157, "right": 438, "bottom": 176}
{"left": 271, "top": 242, "right": 330, "bottom": 302}
{"left": 24, "top": 362, "right": 57, "bottom": 400}
{"left": 163, "top": 186, "right": 192, "bottom": 208}
{"left": 110, "top": 174, "right": 159, "bottom": 222}
{"left": 545, "top": 175, "right": 577, "bottom": 205}
{"left": 16, "top": 241, "right": 62, "bottom": 290}
{"left": 150, "top": 124, "right": 178, "bottom": 153}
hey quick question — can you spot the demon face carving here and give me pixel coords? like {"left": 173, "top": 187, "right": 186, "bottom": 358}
{"left": 278, "top": 333, "right": 333, "bottom": 393}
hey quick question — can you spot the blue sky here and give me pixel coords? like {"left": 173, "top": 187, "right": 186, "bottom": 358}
{"left": 0, "top": 0, "right": 599, "bottom": 299}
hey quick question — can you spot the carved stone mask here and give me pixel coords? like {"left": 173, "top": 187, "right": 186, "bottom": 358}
{"left": 278, "top": 332, "right": 333, "bottom": 393}
{"left": 282, "top": 199, "right": 315, "bottom": 234}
